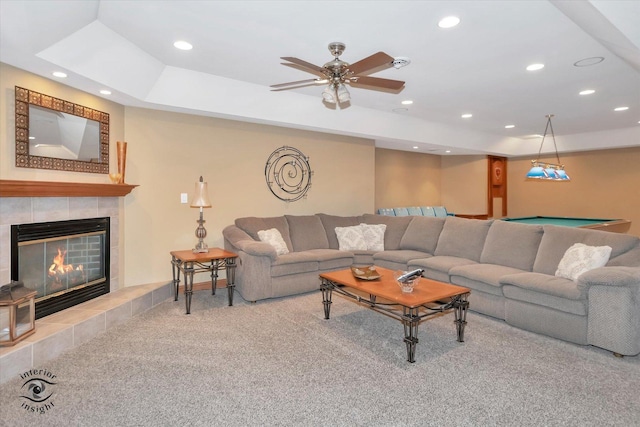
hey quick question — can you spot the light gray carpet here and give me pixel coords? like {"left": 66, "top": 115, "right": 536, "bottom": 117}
{"left": 1, "top": 290, "right": 639, "bottom": 426}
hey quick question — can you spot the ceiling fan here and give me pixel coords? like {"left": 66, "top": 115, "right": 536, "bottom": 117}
{"left": 271, "top": 42, "right": 406, "bottom": 105}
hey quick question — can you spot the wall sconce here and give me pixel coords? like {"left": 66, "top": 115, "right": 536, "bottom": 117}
{"left": 190, "top": 176, "right": 212, "bottom": 253}
{"left": 0, "top": 281, "right": 37, "bottom": 346}
{"left": 526, "top": 114, "right": 570, "bottom": 181}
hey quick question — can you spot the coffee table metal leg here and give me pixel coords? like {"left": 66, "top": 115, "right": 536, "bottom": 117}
{"left": 454, "top": 293, "right": 469, "bottom": 342}
{"left": 184, "top": 263, "right": 195, "bottom": 315}
{"left": 321, "top": 279, "right": 333, "bottom": 319}
{"left": 402, "top": 307, "right": 420, "bottom": 363}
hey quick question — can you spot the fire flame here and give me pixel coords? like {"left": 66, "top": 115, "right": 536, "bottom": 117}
{"left": 48, "top": 248, "right": 83, "bottom": 276}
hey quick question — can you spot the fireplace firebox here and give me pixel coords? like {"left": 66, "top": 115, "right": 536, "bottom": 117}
{"left": 11, "top": 217, "right": 110, "bottom": 319}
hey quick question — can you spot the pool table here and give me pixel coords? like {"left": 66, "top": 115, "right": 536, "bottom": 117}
{"left": 502, "top": 216, "right": 631, "bottom": 233}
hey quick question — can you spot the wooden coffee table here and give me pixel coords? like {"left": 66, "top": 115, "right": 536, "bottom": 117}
{"left": 320, "top": 266, "right": 470, "bottom": 363}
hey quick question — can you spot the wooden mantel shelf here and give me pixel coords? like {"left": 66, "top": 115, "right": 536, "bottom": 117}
{"left": 0, "top": 179, "right": 138, "bottom": 197}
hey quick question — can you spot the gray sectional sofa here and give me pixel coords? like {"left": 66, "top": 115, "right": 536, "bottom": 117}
{"left": 223, "top": 214, "right": 640, "bottom": 356}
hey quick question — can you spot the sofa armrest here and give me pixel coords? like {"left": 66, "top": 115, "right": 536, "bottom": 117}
{"left": 223, "top": 225, "right": 277, "bottom": 260}
{"left": 235, "top": 240, "right": 277, "bottom": 260}
{"left": 577, "top": 266, "right": 640, "bottom": 291}
{"left": 578, "top": 267, "right": 640, "bottom": 355}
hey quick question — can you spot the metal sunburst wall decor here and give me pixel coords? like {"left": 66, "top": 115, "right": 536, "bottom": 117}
{"left": 265, "top": 146, "right": 313, "bottom": 202}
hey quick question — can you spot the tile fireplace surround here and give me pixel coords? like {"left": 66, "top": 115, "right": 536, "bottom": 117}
{"left": 0, "top": 180, "right": 171, "bottom": 384}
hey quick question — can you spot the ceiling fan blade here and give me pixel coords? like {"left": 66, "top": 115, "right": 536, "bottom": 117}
{"left": 270, "top": 78, "right": 324, "bottom": 88}
{"left": 281, "top": 57, "right": 327, "bottom": 76}
{"left": 349, "top": 76, "right": 405, "bottom": 90}
{"left": 347, "top": 52, "right": 394, "bottom": 76}
{"left": 270, "top": 83, "right": 321, "bottom": 92}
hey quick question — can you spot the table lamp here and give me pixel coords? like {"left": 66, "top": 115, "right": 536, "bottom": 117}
{"left": 190, "top": 176, "right": 212, "bottom": 253}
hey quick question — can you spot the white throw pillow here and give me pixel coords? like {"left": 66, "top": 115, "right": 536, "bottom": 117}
{"left": 555, "top": 243, "right": 612, "bottom": 281}
{"left": 359, "top": 223, "right": 386, "bottom": 251}
{"left": 257, "top": 228, "right": 289, "bottom": 255}
{"left": 335, "top": 225, "right": 367, "bottom": 251}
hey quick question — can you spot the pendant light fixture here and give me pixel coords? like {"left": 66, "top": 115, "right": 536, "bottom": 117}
{"left": 525, "top": 114, "right": 570, "bottom": 181}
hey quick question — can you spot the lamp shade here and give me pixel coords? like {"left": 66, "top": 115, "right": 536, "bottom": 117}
{"left": 190, "top": 177, "right": 212, "bottom": 208}
{"left": 322, "top": 85, "right": 336, "bottom": 103}
{"left": 525, "top": 163, "right": 547, "bottom": 179}
{"left": 337, "top": 84, "right": 350, "bottom": 103}
{"left": 555, "top": 169, "right": 570, "bottom": 181}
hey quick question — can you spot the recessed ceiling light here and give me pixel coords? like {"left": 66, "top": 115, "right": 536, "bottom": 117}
{"left": 461, "top": 113, "right": 472, "bottom": 119}
{"left": 574, "top": 57, "right": 604, "bottom": 67}
{"left": 173, "top": 40, "right": 193, "bottom": 50}
{"left": 614, "top": 106, "right": 629, "bottom": 111}
{"left": 52, "top": 71, "right": 67, "bottom": 78}
{"left": 445, "top": 150, "right": 452, "bottom": 153}
{"left": 579, "top": 89, "right": 595, "bottom": 95}
{"left": 526, "top": 63, "right": 544, "bottom": 71}
{"left": 401, "top": 100, "right": 413, "bottom": 105}
{"left": 438, "top": 16, "right": 460, "bottom": 29}
{"left": 100, "top": 89, "right": 112, "bottom": 95}
{"left": 504, "top": 125, "right": 515, "bottom": 129}
{"left": 413, "top": 146, "right": 419, "bottom": 149}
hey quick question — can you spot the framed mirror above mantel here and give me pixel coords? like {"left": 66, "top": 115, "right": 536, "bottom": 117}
{"left": 14, "top": 86, "right": 110, "bottom": 174}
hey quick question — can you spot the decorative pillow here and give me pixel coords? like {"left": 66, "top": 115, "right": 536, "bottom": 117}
{"left": 555, "top": 243, "right": 612, "bottom": 281}
{"left": 257, "top": 228, "right": 289, "bottom": 255}
{"left": 335, "top": 226, "right": 367, "bottom": 251}
{"left": 359, "top": 223, "right": 386, "bottom": 251}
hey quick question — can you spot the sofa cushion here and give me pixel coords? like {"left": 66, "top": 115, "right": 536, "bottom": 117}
{"left": 481, "top": 221, "right": 543, "bottom": 271}
{"left": 285, "top": 215, "right": 329, "bottom": 251}
{"left": 434, "top": 217, "right": 493, "bottom": 261}
{"left": 373, "top": 250, "right": 432, "bottom": 265}
{"left": 604, "top": 242, "right": 640, "bottom": 267}
{"left": 533, "top": 225, "right": 638, "bottom": 275}
{"left": 555, "top": 243, "right": 612, "bottom": 281}
{"left": 317, "top": 214, "right": 364, "bottom": 249}
{"left": 235, "top": 216, "right": 293, "bottom": 252}
{"left": 399, "top": 216, "right": 445, "bottom": 254}
{"left": 502, "top": 285, "right": 587, "bottom": 316}
{"left": 304, "top": 249, "right": 355, "bottom": 270}
{"left": 257, "top": 228, "right": 289, "bottom": 255}
{"left": 500, "top": 272, "right": 585, "bottom": 300}
{"left": 360, "top": 223, "right": 386, "bottom": 251}
{"left": 362, "top": 214, "right": 412, "bottom": 250}
{"left": 449, "top": 263, "right": 525, "bottom": 296}
{"left": 335, "top": 225, "right": 367, "bottom": 251}
{"left": 270, "top": 252, "right": 319, "bottom": 277}
{"left": 408, "top": 256, "right": 478, "bottom": 282}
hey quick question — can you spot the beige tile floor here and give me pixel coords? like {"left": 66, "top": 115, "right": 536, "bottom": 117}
{"left": 0, "top": 281, "right": 173, "bottom": 384}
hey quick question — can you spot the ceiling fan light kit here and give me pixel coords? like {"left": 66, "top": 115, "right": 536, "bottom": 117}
{"left": 272, "top": 42, "right": 406, "bottom": 105}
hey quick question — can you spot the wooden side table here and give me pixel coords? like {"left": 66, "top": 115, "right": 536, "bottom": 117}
{"left": 170, "top": 248, "right": 238, "bottom": 314}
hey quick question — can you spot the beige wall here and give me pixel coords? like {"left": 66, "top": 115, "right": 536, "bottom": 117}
{"left": 508, "top": 147, "right": 640, "bottom": 237}
{"left": 441, "top": 155, "right": 488, "bottom": 215}
{"left": 123, "top": 107, "right": 375, "bottom": 286}
{"left": 374, "top": 148, "right": 441, "bottom": 210}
